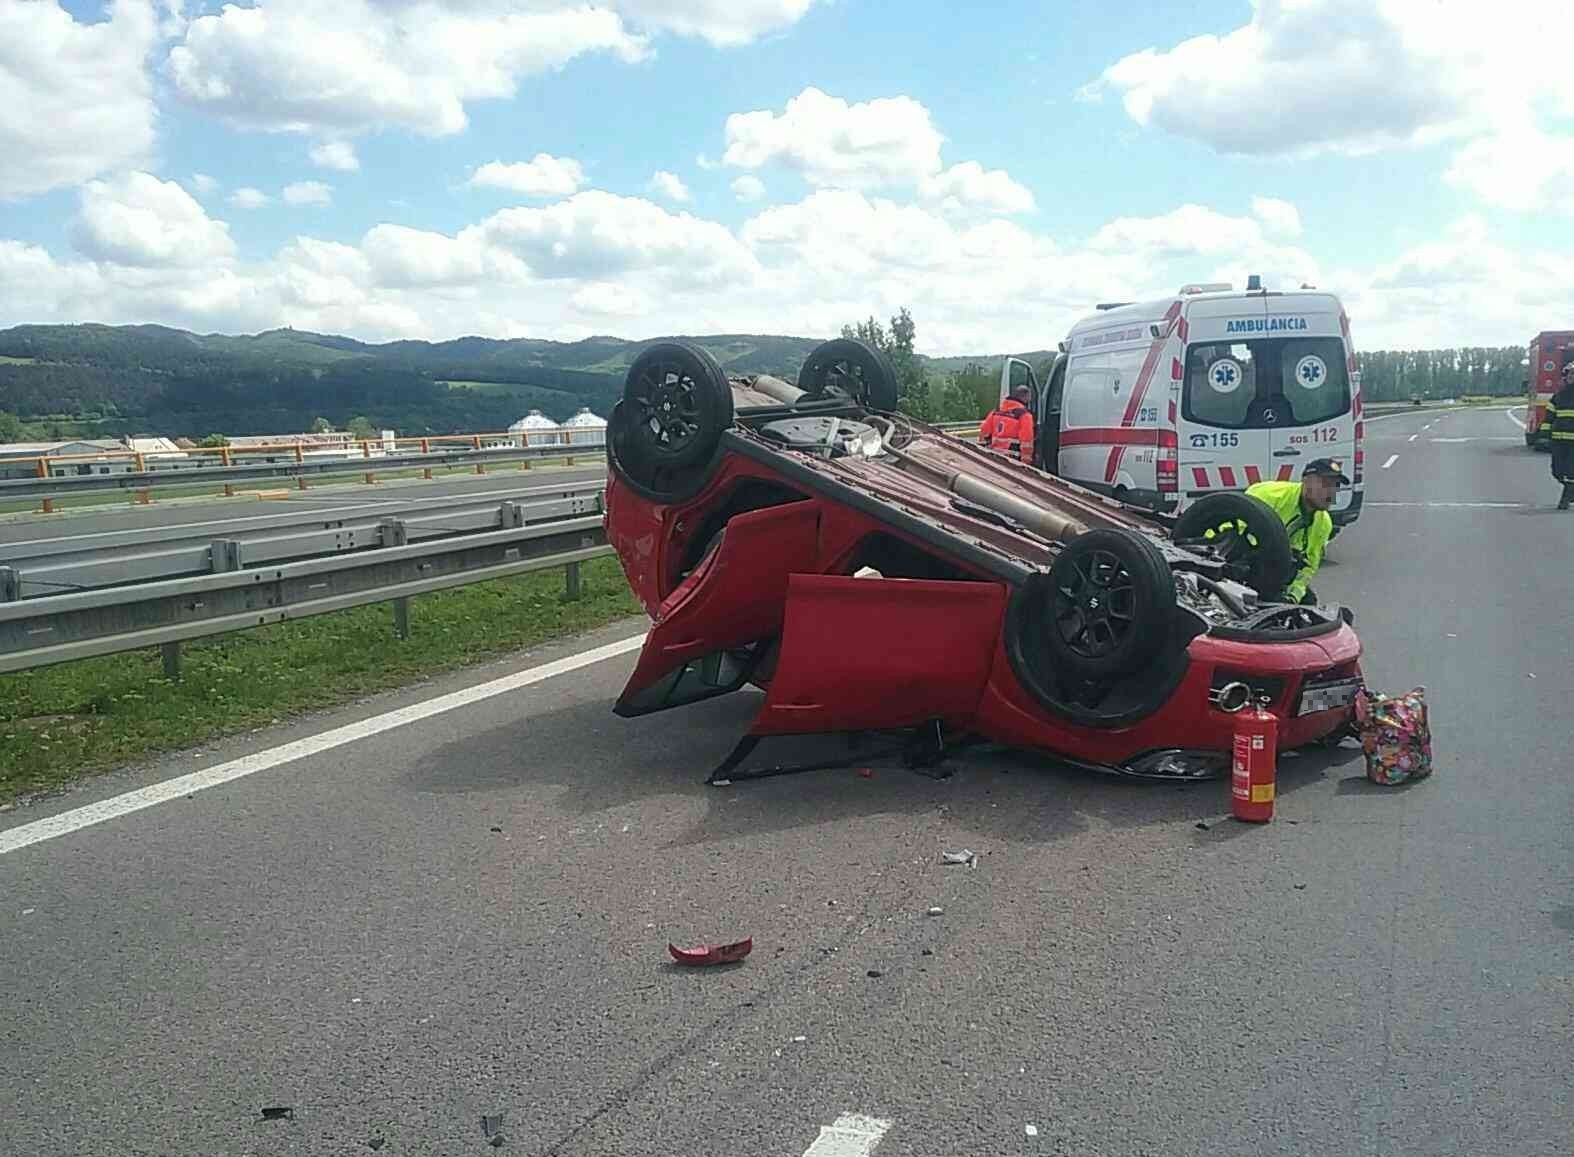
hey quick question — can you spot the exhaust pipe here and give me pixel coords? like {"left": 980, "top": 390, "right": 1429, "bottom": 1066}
{"left": 1214, "top": 681, "right": 1253, "bottom": 713}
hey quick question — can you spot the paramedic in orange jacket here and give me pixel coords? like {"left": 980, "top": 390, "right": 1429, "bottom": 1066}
{"left": 980, "top": 386, "right": 1036, "bottom": 464}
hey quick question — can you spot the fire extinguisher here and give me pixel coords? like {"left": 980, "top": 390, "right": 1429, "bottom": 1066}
{"left": 1231, "top": 696, "right": 1278, "bottom": 823}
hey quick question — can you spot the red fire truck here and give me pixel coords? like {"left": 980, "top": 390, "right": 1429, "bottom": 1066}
{"left": 1526, "top": 330, "right": 1574, "bottom": 449}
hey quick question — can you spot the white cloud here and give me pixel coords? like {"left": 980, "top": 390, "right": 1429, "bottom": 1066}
{"left": 1445, "top": 125, "right": 1574, "bottom": 214}
{"left": 1251, "top": 196, "right": 1303, "bottom": 237}
{"left": 360, "top": 223, "right": 493, "bottom": 288}
{"left": 72, "top": 171, "right": 236, "bottom": 268}
{"left": 724, "top": 86, "right": 944, "bottom": 189}
{"left": 228, "top": 187, "right": 270, "bottom": 210}
{"left": 309, "top": 141, "right": 360, "bottom": 172}
{"left": 189, "top": 173, "right": 221, "bottom": 198}
{"left": 610, "top": 0, "right": 816, "bottom": 46}
{"left": 919, "top": 161, "right": 1036, "bottom": 215}
{"left": 477, "top": 190, "right": 757, "bottom": 283}
{"left": 731, "top": 175, "right": 767, "bottom": 203}
{"left": 166, "top": 0, "right": 648, "bottom": 138}
{"left": 470, "top": 154, "right": 586, "bottom": 197}
{"left": 0, "top": 0, "right": 162, "bottom": 198}
{"left": 648, "top": 170, "right": 692, "bottom": 203}
{"left": 282, "top": 181, "right": 333, "bottom": 206}
{"left": 1096, "top": 0, "right": 1479, "bottom": 157}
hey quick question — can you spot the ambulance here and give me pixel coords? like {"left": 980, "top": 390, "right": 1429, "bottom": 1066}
{"left": 999, "top": 278, "right": 1365, "bottom": 530}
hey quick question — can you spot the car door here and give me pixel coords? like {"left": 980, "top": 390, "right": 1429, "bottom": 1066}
{"left": 1270, "top": 330, "right": 1356, "bottom": 504}
{"left": 1037, "top": 355, "right": 1066, "bottom": 472}
{"left": 751, "top": 574, "right": 1008, "bottom": 736}
{"left": 1175, "top": 297, "right": 1278, "bottom": 496}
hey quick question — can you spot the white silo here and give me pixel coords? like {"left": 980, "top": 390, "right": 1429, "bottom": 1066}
{"left": 561, "top": 407, "right": 607, "bottom": 448}
{"left": 508, "top": 409, "right": 562, "bottom": 447}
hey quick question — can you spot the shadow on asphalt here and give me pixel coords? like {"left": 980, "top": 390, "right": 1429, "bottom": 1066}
{"left": 406, "top": 691, "right": 1365, "bottom": 850}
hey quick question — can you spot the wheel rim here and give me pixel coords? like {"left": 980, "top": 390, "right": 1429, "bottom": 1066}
{"left": 1203, "top": 519, "right": 1262, "bottom": 582}
{"left": 1052, "top": 548, "right": 1137, "bottom": 659}
{"left": 628, "top": 359, "right": 705, "bottom": 458}
{"left": 804, "top": 354, "right": 877, "bottom": 403}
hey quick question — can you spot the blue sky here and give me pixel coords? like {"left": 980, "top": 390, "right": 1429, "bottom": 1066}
{"left": 1, "top": 0, "right": 1569, "bottom": 352}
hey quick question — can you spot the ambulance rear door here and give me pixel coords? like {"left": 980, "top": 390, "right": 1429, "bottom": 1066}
{"left": 1176, "top": 294, "right": 1277, "bottom": 499}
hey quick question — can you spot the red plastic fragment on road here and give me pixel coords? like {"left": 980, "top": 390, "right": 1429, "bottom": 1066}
{"left": 668, "top": 937, "right": 753, "bottom": 966}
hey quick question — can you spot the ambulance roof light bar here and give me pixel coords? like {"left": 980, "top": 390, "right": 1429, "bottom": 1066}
{"left": 1179, "top": 282, "right": 1232, "bottom": 295}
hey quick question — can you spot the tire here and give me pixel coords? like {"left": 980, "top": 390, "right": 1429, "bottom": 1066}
{"left": 1172, "top": 492, "right": 1295, "bottom": 598}
{"left": 1041, "top": 528, "right": 1176, "bottom": 681}
{"left": 796, "top": 338, "right": 900, "bottom": 411}
{"left": 619, "top": 342, "right": 733, "bottom": 471}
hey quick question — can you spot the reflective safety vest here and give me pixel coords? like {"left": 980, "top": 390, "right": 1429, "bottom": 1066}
{"left": 1548, "top": 384, "right": 1574, "bottom": 442}
{"left": 1243, "top": 480, "right": 1333, "bottom": 604}
{"left": 979, "top": 399, "right": 1035, "bottom": 463}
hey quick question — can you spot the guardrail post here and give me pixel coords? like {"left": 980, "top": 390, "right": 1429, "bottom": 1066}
{"left": 0, "top": 566, "right": 18, "bottom": 603}
{"left": 393, "top": 597, "right": 411, "bottom": 640}
{"left": 40, "top": 497, "right": 55, "bottom": 514}
{"left": 378, "top": 518, "right": 408, "bottom": 548}
{"left": 499, "top": 501, "right": 525, "bottom": 529}
{"left": 210, "top": 539, "right": 242, "bottom": 573}
{"left": 133, "top": 489, "right": 152, "bottom": 506}
{"left": 364, "top": 471, "right": 376, "bottom": 485}
{"left": 161, "top": 641, "right": 182, "bottom": 680}
{"left": 564, "top": 561, "right": 582, "bottom": 601}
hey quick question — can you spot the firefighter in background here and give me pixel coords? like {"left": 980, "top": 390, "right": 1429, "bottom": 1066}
{"left": 1243, "top": 458, "right": 1348, "bottom": 605}
{"left": 1549, "top": 361, "right": 1574, "bottom": 510}
{"left": 979, "top": 385, "right": 1035, "bottom": 464}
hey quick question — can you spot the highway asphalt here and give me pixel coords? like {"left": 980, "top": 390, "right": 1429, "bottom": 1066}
{"left": 2, "top": 406, "right": 1569, "bottom": 1156}
{"left": 0, "top": 464, "right": 609, "bottom": 547}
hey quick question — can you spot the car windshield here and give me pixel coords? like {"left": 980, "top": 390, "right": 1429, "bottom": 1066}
{"left": 1184, "top": 337, "right": 1349, "bottom": 429}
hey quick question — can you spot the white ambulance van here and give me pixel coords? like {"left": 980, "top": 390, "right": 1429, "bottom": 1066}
{"left": 1000, "top": 278, "right": 1365, "bottom": 530}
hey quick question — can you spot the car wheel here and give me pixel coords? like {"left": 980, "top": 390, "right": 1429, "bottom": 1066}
{"left": 796, "top": 338, "right": 901, "bottom": 411}
{"left": 1172, "top": 492, "right": 1294, "bottom": 598}
{"left": 1042, "top": 528, "right": 1175, "bottom": 681}
{"left": 620, "top": 342, "right": 734, "bottom": 471}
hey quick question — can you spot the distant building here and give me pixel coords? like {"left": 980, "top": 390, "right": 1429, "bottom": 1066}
{"left": 0, "top": 440, "right": 134, "bottom": 480}
{"left": 508, "top": 410, "right": 562, "bottom": 447}
{"left": 561, "top": 407, "right": 607, "bottom": 447}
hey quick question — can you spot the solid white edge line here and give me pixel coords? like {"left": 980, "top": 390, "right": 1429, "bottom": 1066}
{"left": 1381, "top": 454, "right": 1399, "bottom": 469}
{"left": 0, "top": 632, "right": 647, "bottom": 856}
{"left": 1506, "top": 406, "right": 1527, "bottom": 430}
{"left": 802, "top": 1114, "right": 893, "bottom": 1157}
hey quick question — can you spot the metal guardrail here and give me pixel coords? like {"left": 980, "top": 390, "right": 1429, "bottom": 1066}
{"left": 0, "top": 440, "right": 596, "bottom": 500}
{"left": 0, "top": 483, "right": 605, "bottom": 600}
{"left": 0, "top": 517, "right": 612, "bottom": 675}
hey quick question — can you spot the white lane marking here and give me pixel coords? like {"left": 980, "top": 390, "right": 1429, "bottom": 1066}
{"left": 1368, "top": 501, "right": 1524, "bottom": 508}
{"left": 1381, "top": 454, "right": 1399, "bottom": 469}
{"left": 0, "top": 633, "right": 647, "bottom": 856}
{"left": 1431, "top": 437, "right": 1471, "bottom": 443}
{"left": 1506, "top": 406, "right": 1527, "bottom": 430}
{"left": 1408, "top": 434, "right": 1418, "bottom": 443}
{"left": 802, "top": 1114, "right": 892, "bottom": 1157}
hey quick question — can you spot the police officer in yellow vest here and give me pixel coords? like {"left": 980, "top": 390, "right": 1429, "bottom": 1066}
{"left": 1244, "top": 457, "right": 1348, "bottom": 605}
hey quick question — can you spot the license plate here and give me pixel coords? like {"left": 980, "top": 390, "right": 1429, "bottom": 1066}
{"left": 1297, "top": 677, "right": 1361, "bottom": 716}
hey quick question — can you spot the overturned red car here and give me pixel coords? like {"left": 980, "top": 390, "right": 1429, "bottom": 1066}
{"left": 603, "top": 338, "right": 1362, "bottom": 782}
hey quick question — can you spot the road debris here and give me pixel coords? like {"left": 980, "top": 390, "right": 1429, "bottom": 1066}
{"left": 857, "top": 767, "right": 874, "bottom": 779}
{"left": 866, "top": 969, "right": 883, "bottom": 978}
{"left": 367, "top": 1137, "right": 385, "bottom": 1151}
{"left": 490, "top": 826, "right": 503, "bottom": 833}
{"left": 668, "top": 937, "right": 753, "bottom": 966}
{"left": 1194, "top": 821, "right": 1211, "bottom": 831}
{"left": 921, "top": 949, "right": 934, "bottom": 956}
{"left": 1026, "top": 1124, "right": 1040, "bottom": 1137}
{"left": 941, "top": 849, "right": 977, "bottom": 867}
{"left": 260, "top": 1106, "right": 294, "bottom": 1121}
{"left": 926, "top": 906, "right": 944, "bottom": 917}
{"left": 481, "top": 1114, "right": 504, "bottom": 1138}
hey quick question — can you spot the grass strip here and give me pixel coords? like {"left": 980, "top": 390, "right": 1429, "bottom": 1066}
{"left": 0, "top": 556, "right": 642, "bottom": 805}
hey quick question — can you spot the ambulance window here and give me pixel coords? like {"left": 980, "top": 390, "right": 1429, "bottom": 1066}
{"left": 1062, "top": 367, "right": 1116, "bottom": 427}
{"left": 1279, "top": 339, "right": 1350, "bottom": 425}
{"left": 1185, "top": 343, "right": 1256, "bottom": 428}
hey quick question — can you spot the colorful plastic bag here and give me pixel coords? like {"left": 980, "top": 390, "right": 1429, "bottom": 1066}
{"left": 1354, "top": 685, "right": 1433, "bottom": 785}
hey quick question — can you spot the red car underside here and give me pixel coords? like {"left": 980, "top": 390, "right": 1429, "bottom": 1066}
{"left": 606, "top": 413, "right": 1360, "bottom": 779}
